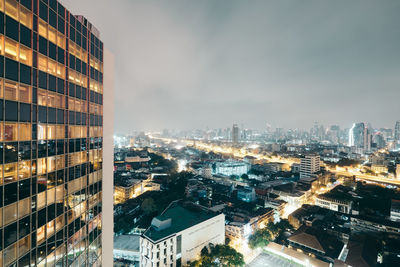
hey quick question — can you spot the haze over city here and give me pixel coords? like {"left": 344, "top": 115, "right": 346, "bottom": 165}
{"left": 62, "top": 0, "right": 400, "bottom": 132}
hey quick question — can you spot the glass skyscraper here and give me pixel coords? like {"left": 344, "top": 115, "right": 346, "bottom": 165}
{"left": 0, "top": 0, "right": 104, "bottom": 266}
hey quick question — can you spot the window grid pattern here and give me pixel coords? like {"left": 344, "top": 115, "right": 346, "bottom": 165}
{"left": 0, "top": 0, "right": 104, "bottom": 266}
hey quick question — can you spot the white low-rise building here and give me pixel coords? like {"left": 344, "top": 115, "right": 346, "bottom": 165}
{"left": 315, "top": 195, "right": 352, "bottom": 214}
{"left": 114, "top": 235, "right": 141, "bottom": 264}
{"left": 140, "top": 201, "right": 225, "bottom": 267}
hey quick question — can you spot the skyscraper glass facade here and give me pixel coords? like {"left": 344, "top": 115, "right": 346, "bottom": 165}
{"left": 0, "top": 0, "right": 103, "bottom": 266}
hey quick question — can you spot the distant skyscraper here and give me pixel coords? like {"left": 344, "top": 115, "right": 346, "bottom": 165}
{"left": 349, "top": 122, "right": 371, "bottom": 151}
{"left": 232, "top": 124, "right": 239, "bottom": 144}
{"left": 395, "top": 121, "right": 400, "bottom": 141}
{"left": 300, "top": 154, "right": 320, "bottom": 179}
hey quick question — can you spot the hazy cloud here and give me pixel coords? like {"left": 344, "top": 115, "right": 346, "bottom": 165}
{"left": 61, "top": 0, "right": 400, "bottom": 133}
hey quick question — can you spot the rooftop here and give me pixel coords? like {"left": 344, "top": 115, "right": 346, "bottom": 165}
{"left": 143, "top": 201, "right": 219, "bottom": 242}
{"left": 114, "top": 235, "right": 140, "bottom": 252}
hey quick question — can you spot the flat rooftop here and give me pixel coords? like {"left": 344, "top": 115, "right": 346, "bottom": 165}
{"left": 143, "top": 202, "right": 219, "bottom": 242}
{"left": 114, "top": 235, "right": 140, "bottom": 252}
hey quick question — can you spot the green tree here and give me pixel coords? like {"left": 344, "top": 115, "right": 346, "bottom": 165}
{"left": 187, "top": 244, "right": 245, "bottom": 267}
{"left": 141, "top": 198, "right": 157, "bottom": 214}
{"left": 248, "top": 228, "right": 272, "bottom": 249}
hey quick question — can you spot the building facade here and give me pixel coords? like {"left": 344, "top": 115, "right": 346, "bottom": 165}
{"left": 232, "top": 123, "right": 239, "bottom": 144}
{"left": 213, "top": 160, "right": 250, "bottom": 177}
{"left": 300, "top": 154, "right": 320, "bottom": 179}
{"left": 395, "top": 120, "right": 400, "bottom": 142}
{"left": 0, "top": 0, "right": 106, "bottom": 266}
{"left": 140, "top": 202, "right": 225, "bottom": 267}
{"left": 349, "top": 122, "right": 371, "bottom": 152}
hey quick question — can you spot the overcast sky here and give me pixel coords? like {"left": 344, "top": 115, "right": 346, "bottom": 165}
{"left": 61, "top": 0, "right": 400, "bottom": 133}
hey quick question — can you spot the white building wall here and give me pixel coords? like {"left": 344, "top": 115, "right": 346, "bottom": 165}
{"left": 180, "top": 213, "right": 225, "bottom": 265}
{"left": 102, "top": 48, "right": 115, "bottom": 266}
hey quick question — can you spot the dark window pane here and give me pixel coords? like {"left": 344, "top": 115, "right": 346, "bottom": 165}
{"left": 5, "top": 142, "right": 18, "bottom": 163}
{"left": 20, "top": 63, "right": 31, "bottom": 85}
{"left": 4, "top": 182, "right": 18, "bottom": 205}
{"left": 38, "top": 106, "right": 47, "bottom": 123}
{"left": 18, "top": 141, "right": 31, "bottom": 160}
{"left": 5, "top": 58, "right": 18, "bottom": 81}
{"left": 20, "top": 103, "right": 31, "bottom": 122}
{"left": 5, "top": 100, "right": 18, "bottom": 121}
{"left": 20, "top": 25, "right": 32, "bottom": 48}
{"left": 5, "top": 16, "right": 19, "bottom": 41}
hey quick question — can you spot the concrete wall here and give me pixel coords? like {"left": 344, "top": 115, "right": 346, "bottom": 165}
{"left": 103, "top": 48, "right": 115, "bottom": 266}
{"left": 181, "top": 213, "right": 225, "bottom": 265}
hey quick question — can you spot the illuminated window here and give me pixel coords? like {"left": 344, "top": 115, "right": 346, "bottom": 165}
{"left": 19, "top": 45, "right": 32, "bottom": 66}
{"left": 4, "top": 162, "right": 17, "bottom": 183}
{"left": 57, "top": 63, "right": 65, "bottom": 79}
{"left": 38, "top": 89, "right": 47, "bottom": 106}
{"left": 37, "top": 158, "right": 46, "bottom": 175}
{"left": 18, "top": 197, "right": 30, "bottom": 218}
{"left": 0, "top": 0, "right": 3, "bottom": 11}
{"left": 18, "top": 160, "right": 31, "bottom": 179}
{"left": 57, "top": 32, "right": 65, "bottom": 49}
{"left": 4, "top": 241, "right": 16, "bottom": 266}
{"left": 5, "top": 38, "right": 19, "bottom": 60}
{"left": 18, "top": 123, "right": 31, "bottom": 140}
{"left": 4, "top": 123, "right": 18, "bottom": 141}
{"left": 55, "top": 215, "right": 64, "bottom": 231}
{"left": 37, "top": 225, "right": 46, "bottom": 244}
{"left": 4, "top": 203, "right": 17, "bottom": 225}
{"left": 48, "top": 26, "right": 57, "bottom": 44}
{"left": 55, "top": 94, "right": 65, "bottom": 109}
{"left": 56, "top": 125, "right": 65, "bottom": 139}
{"left": 47, "top": 220, "right": 55, "bottom": 238}
{"left": 68, "top": 98, "right": 74, "bottom": 111}
{"left": 38, "top": 19, "right": 47, "bottom": 38}
{"left": 5, "top": 0, "right": 19, "bottom": 21}
{"left": 47, "top": 125, "right": 56, "bottom": 140}
{"left": 38, "top": 54, "right": 47, "bottom": 72}
{"left": 38, "top": 124, "right": 46, "bottom": 140}
{"left": 18, "top": 235, "right": 30, "bottom": 258}
{"left": 4, "top": 80, "right": 17, "bottom": 101}
{"left": 47, "top": 156, "right": 56, "bottom": 173}
{"left": 0, "top": 35, "right": 4, "bottom": 55}
{"left": 19, "top": 5, "right": 32, "bottom": 29}
{"left": 47, "top": 188, "right": 55, "bottom": 205}
{"left": 18, "top": 84, "right": 31, "bottom": 103}
{"left": 48, "top": 59, "right": 57, "bottom": 75}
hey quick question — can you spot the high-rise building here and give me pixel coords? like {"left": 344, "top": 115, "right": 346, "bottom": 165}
{"left": 0, "top": 1, "right": 113, "bottom": 266}
{"left": 232, "top": 123, "right": 239, "bottom": 144}
{"left": 300, "top": 154, "right": 320, "bottom": 179}
{"left": 349, "top": 122, "right": 371, "bottom": 151}
{"left": 395, "top": 121, "right": 400, "bottom": 141}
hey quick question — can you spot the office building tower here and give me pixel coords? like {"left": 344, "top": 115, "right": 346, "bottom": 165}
{"left": 232, "top": 123, "right": 239, "bottom": 144}
{"left": 300, "top": 154, "right": 320, "bottom": 179}
{"left": 349, "top": 122, "right": 371, "bottom": 151}
{"left": 140, "top": 201, "right": 225, "bottom": 267}
{"left": 0, "top": 0, "right": 113, "bottom": 266}
{"left": 395, "top": 121, "right": 400, "bottom": 141}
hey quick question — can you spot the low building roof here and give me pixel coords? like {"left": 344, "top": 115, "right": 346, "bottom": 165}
{"left": 114, "top": 235, "right": 140, "bottom": 252}
{"left": 143, "top": 201, "right": 220, "bottom": 243}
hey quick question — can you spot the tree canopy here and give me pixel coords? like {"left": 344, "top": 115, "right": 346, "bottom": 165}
{"left": 248, "top": 219, "right": 293, "bottom": 249}
{"left": 187, "top": 244, "right": 245, "bottom": 267}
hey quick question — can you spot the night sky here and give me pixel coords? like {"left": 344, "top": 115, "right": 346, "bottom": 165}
{"left": 62, "top": 0, "right": 400, "bottom": 133}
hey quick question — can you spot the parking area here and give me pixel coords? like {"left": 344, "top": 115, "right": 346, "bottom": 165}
{"left": 247, "top": 252, "right": 302, "bottom": 267}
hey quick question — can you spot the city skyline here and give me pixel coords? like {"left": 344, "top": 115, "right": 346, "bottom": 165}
{"left": 62, "top": 0, "right": 400, "bottom": 132}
